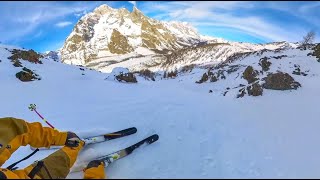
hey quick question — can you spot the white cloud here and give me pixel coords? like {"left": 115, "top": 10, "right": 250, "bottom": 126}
{"left": 0, "top": 1, "right": 105, "bottom": 43}
{"left": 1, "top": 1, "right": 318, "bottom": 45}
{"left": 128, "top": 1, "right": 136, "bottom": 6}
{"left": 55, "top": 21, "right": 73, "bottom": 28}
{"left": 299, "top": 2, "right": 320, "bottom": 14}
{"left": 140, "top": 1, "right": 318, "bottom": 42}
{"left": 74, "top": 10, "right": 87, "bottom": 17}
{"left": 264, "top": 2, "right": 320, "bottom": 29}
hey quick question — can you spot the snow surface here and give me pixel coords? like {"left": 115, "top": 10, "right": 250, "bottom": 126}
{"left": 1, "top": 45, "right": 320, "bottom": 178}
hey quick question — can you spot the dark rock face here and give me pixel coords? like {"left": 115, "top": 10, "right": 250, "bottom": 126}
{"left": 12, "top": 60, "right": 23, "bottom": 67}
{"left": 243, "top": 66, "right": 259, "bottom": 84}
{"left": 196, "top": 69, "right": 225, "bottom": 84}
{"left": 259, "top": 57, "right": 272, "bottom": 71}
{"left": 247, "top": 82, "right": 263, "bottom": 96}
{"left": 167, "top": 69, "right": 178, "bottom": 79}
{"left": 137, "top": 69, "right": 155, "bottom": 81}
{"left": 312, "top": 44, "right": 320, "bottom": 62}
{"left": 196, "top": 73, "right": 208, "bottom": 84}
{"left": 8, "top": 49, "right": 42, "bottom": 64}
{"left": 16, "top": 67, "right": 41, "bottom": 82}
{"left": 237, "top": 82, "right": 263, "bottom": 98}
{"left": 180, "top": 64, "right": 196, "bottom": 73}
{"left": 262, "top": 72, "right": 301, "bottom": 90}
{"left": 292, "top": 64, "right": 307, "bottom": 76}
{"left": 116, "top": 72, "right": 137, "bottom": 83}
{"left": 237, "top": 88, "right": 246, "bottom": 98}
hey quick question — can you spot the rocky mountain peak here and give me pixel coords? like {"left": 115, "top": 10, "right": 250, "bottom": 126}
{"left": 60, "top": 4, "right": 219, "bottom": 67}
{"left": 132, "top": 6, "right": 143, "bottom": 14}
{"left": 93, "top": 4, "right": 114, "bottom": 15}
{"left": 119, "top": 7, "right": 130, "bottom": 15}
{"left": 130, "top": 6, "right": 146, "bottom": 23}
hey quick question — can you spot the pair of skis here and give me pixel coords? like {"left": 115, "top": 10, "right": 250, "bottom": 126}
{"left": 31, "top": 127, "right": 159, "bottom": 172}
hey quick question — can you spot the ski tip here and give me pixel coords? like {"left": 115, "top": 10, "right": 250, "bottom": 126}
{"left": 104, "top": 127, "right": 137, "bottom": 138}
{"left": 132, "top": 127, "right": 138, "bottom": 133}
{"left": 150, "top": 134, "right": 159, "bottom": 143}
{"left": 123, "top": 127, "right": 137, "bottom": 134}
{"left": 124, "top": 127, "right": 137, "bottom": 135}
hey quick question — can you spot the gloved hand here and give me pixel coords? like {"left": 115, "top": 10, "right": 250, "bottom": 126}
{"left": 86, "top": 160, "right": 106, "bottom": 169}
{"left": 65, "top": 132, "right": 81, "bottom": 147}
{"left": 84, "top": 160, "right": 106, "bottom": 179}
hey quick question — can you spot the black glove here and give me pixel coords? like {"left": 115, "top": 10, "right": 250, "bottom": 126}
{"left": 0, "top": 171, "right": 7, "bottom": 179}
{"left": 65, "top": 132, "right": 81, "bottom": 147}
{"left": 86, "top": 160, "right": 106, "bottom": 169}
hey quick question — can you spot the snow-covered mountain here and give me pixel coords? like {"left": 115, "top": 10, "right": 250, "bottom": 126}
{"left": 88, "top": 41, "right": 295, "bottom": 73}
{"left": 43, "top": 50, "right": 61, "bottom": 62}
{"left": 61, "top": 5, "right": 213, "bottom": 66}
{"left": 60, "top": 4, "right": 298, "bottom": 74}
{"left": 146, "top": 41, "right": 294, "bottom": 72}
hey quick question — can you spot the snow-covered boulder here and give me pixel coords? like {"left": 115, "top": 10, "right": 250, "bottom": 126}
{"left": 106, "top": 67, "right": 137, "bottom": 83}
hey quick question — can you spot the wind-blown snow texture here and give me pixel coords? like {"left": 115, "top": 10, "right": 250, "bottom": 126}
{"left": 1, "top": 44, "right": 320, "bottom": 178}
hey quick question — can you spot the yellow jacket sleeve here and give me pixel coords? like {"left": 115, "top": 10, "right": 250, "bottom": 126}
{"left": 83, "top": 163, "right": 106, "bottom": 179}
{"left": 0, "top": 117, "right": 67, "bottom": 167}
{"left": 22, "top": 121, "right": 67, "bottom": 147}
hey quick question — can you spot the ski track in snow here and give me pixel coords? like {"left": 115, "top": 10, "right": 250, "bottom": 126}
{"left": 1, "top": 46, "right": 320, "bottom": 178}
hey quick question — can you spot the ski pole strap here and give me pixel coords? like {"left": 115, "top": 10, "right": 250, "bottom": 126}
{"left": 42, "top": 162, "right": 53, "bottom": 179}
{"left": 28, "top": 160, "right": 52, "bottom": 179}
{"left": 7, "top": 148, "right": 40, "bottom": 171}
{"left": 28, "top": 161, "right": 44, "bottom": 179}
{"left": 0, "top": 171, "right": 6, "bottom": 179}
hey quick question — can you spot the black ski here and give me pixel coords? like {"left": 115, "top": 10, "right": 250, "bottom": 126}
{"left": 31, "top": 127, "right": 137, "bottom": 151}
{"left": 104, "top": 127, "right": 137, "bottom": 140}
{"left": 85, "top": 127, "right": 138, "bottom": 144}
{"left": 101, "top": 134, "right": 159, "bottom": 164}
{"left": 70, "top": 134, "right": 159, "bottom": 173}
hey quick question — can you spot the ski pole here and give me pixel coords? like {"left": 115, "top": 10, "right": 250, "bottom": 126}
{"left": 28, "top": 104, "right": 56, "bottom": 130}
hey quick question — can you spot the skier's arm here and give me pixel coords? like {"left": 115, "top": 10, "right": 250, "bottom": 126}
{"left": 22, "top": 120, "right": 67, "bottom": 147}
{"left": 0, "top": 117, "right": 67, "bottom": 166}
{"left": 83, "top": 160, "right": 107, "bottom": 179}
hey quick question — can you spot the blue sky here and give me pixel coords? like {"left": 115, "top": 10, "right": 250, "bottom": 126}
{"left": 0, "top": 1, "right": 319, "bottom": 53}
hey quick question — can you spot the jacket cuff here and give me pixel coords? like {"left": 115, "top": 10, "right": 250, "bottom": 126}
{"left": 55, "top": 132, "right": 68, "bottom": 146}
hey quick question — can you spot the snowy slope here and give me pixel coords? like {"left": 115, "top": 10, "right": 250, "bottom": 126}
{"left": 81, "top": 41, "right": 295, "bottom": 73}
{"left": 2, "top": 44, "right": 320, "bottom": 179}
{"left": 181, "top": 45, "right": 320, "bottom": 98}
